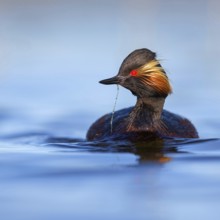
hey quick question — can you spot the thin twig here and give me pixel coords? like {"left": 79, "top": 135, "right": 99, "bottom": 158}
{"left": 110, "top": 85, "right": 119, "bottom": 133}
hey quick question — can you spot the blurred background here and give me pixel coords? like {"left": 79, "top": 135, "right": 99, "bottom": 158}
{"left": 1, "top": 2, "right": 220, "bottom": 220}
{"left": 0, "top": 0, "right": 220, "bottom": 138}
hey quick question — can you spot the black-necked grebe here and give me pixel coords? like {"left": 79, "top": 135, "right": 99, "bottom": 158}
{"left": 87, "top": 48, "right": 198, "bottom": 141}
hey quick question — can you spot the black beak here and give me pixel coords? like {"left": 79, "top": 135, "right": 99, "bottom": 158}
{"left": 99, "top": 76, "right": 119, "bottom": 85}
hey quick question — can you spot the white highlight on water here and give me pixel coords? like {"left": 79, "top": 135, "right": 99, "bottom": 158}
{"left": 110, "top": 85, "right": 119, "bottom": 133}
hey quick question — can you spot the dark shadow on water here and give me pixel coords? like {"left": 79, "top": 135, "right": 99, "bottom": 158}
{"left": 44, "top": 136, "right": 220, "bottom": 163}
{"left": 1, "top": 132, "right": 219, "bottom": 163}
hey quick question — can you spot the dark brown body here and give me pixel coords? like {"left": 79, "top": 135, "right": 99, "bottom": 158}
{"left": 87, "top": 106, "right": 198, "bottom": 141}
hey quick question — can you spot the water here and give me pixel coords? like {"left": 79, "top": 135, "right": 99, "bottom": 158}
{"left": 1, "top": 114, "right": 220, "bottom": 220}
{"left": 1, "top": 1, "right": 220, "bottom": 220}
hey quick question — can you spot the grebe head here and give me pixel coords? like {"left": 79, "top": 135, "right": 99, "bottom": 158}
{"left": 100, "top": 48, "right": 172, "bottom": 98}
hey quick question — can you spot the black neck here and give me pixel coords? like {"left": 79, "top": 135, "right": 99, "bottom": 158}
{"left": 138, "top": 97, "right": 165, "bottom": 120}
{"left": 126, "top": 97, "right": 165, "bottom": 131}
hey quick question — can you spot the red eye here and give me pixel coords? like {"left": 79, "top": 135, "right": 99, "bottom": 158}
{"left": 130, "top": 70, "right": 138, "bottom": 76}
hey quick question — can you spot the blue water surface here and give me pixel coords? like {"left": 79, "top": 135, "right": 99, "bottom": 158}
{"left": 0, "top": 1, "right": 220, "bottom": 220}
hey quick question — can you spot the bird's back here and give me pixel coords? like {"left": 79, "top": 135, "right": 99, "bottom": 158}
{"left": 86, "top": 107, "right": 198, "bottom": 141}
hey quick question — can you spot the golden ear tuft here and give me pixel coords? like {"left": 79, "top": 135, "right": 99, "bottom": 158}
{"left": 135, "top": 60, "right": 172, "bottom": 96}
